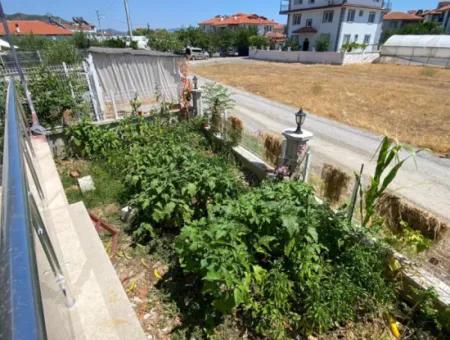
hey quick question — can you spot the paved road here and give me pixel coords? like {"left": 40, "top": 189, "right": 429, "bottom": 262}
{"left": 198, "top": 76, "right": 450, "bottom": 223}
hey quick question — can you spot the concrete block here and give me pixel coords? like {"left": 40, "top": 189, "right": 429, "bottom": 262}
{"left": 78, "top": 176, "right": 95, "bottom": 193}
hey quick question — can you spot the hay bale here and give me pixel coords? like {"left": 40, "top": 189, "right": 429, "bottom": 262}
{"left": 377, "top": 193, "right": 448, "bottom": 239}
{"left": 320, "top": 164, "right": 351, "bottom": 205}
{"left": 261, "top": 132, "right": 283, "bottom": 167}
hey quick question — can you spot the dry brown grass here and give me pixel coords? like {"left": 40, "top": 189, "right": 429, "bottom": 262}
{"left": 193, "top": 61, "right": 450, "bottom": 154}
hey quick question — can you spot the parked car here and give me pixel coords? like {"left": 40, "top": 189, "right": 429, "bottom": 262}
{"left": 186, "top": 47, "right": 209, "bottom": 60}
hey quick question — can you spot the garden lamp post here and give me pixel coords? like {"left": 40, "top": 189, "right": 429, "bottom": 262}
{"left": 295, "top": 108, "right": 306, "bottom": 134}
{"left": 193, "top": 76, "right": 198, "bottom": 90}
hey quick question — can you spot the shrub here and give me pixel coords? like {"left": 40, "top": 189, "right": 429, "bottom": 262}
{"left": 249, "top": 35, "right": 269, "bottom": 49}
{"left": 29, "top": 66, "right": 88, "bottom": 127}
{"left": 315, "top": 35, "right": 330, "bottom": 52}
{"left": 176, "top": 181, "right": 395, "bottom": 338}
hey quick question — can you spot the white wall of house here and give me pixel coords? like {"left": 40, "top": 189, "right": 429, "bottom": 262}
{"left": 288, "top": 9, "right": 341, "bottom": 51}
{"left": 285, "top": 1, "right": 384, "bottom": 51}
{"left": 338, "top": 8, "right": 383, "bottom": 51}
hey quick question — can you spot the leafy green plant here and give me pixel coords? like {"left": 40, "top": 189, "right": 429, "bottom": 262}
{"left": 29, "top": 66, "right": 88, "bottom": 127}
{"left": 202, "top": 83, "right": 235, "bottom": 134}
{"left": 341, "top": 41, "right": 368, "bottom": 52}
{"left": 249, "top": 35, "right": 269, "bottom": 49}
{"left": 362, "top": 137, "right": 415, "bottom": 227}
{"left": 177, "top": 181, "right": 395, "bottom": 338}
{"left": 315, "top": 35, "right": 330, "bottom": 52}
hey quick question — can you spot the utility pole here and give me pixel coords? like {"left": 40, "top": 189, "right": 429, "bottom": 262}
{"left": 96, "top": 10, "right": 104, "bottom": 38}
{"left": 123, "top": 0, "right": 133, "bottom": 43}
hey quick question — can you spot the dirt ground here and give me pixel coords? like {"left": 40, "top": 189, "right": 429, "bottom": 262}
{"left": 192, "top": 61, "right": 450, "bottom": 155}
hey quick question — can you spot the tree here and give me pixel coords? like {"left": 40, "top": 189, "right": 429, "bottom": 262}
{"left": 381, "top": 21, "right": 444, "bottom": 43}
{"left": 175, "top": 26, "right": 209, "bottom": 50}
{"left": 233, "top": 27, "right": 258, "bottom": 56}
{"left": 147, "top": 29, "right": 183, "bottom": 52}
{"left": 249, "top": 35, "right": 269, "bottom": 49}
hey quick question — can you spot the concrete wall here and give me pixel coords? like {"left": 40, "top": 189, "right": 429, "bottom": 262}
{"left": 249, "top": 48, "right": 379, "bottom": 64}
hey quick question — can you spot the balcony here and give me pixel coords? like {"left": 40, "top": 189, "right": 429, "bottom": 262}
{"left": 280, "top": 0, "right": 290, "bottom": 14}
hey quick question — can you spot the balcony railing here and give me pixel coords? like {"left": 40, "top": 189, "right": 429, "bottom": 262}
{"left": 0, "top": 80, "right": 73, "bottom": 340}
{"left": 280, "top": 0, "right": 391, "bottom": 13}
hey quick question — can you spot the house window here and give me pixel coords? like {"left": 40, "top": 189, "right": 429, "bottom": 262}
{"left": 323, "top": 10, "right": 334, "bottom": 23}
{"left": 294, "top": 0, "right": 303, "bottom": 4}
{"left": 364, "top": 34, "right": 371, "bottom": 44}
{"left": 293, "top": 14, "right": 302, "bottom": 25}
{"left": 368, "top": 12, "right": 376, "bottom": 23}
{"left": 359, "top": 10, "right": 364, "bottom": 16}
{"left": 347, "top": 9, "right": 356, "bottom": 22}
{"left": 354, "top": 34, "right": 359, "bottom": 42}
{"left": 306, "top": 18, "right": 313, "bottom": 27}
{"left": 308, "top": 0, "right": 315, "bottom": 3}
{"left": 343, "top": 34, "right": 351, "bottom": 44}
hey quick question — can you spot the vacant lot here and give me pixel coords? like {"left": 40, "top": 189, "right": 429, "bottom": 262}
{"left": 192, "top": 61, "right": 450, "bottom": 155}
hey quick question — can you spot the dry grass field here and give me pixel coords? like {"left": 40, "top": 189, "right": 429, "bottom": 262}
{"left": 192, "top": 61, "right": 450, "bottom": 155}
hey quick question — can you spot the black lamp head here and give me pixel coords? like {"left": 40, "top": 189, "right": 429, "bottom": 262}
{"left": 295, "top": 108, "right": 306, "bottom": 134}
{"left": 193, "top": 76, "right": 198, "bottom": 89}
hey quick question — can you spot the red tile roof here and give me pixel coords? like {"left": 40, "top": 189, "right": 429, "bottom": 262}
{"left": 384, "top": 12, "right": 424, "bottom": 21}
{"left": 0, "top": 20, "right": 73, "bottom": 36}
{"left": 265, "top": 31, "right": 286, "bottom": 41}
{"left": 200, "top": 13, "right": 279, "bottom": 27}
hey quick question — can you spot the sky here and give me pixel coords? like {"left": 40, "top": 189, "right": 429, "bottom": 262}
{"left": 2, "top": 0, "right": 440, "bottom": 31}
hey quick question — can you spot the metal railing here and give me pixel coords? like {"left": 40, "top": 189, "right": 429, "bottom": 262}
{"left": 0, "top": 80, "right": 74, "bottom": 340}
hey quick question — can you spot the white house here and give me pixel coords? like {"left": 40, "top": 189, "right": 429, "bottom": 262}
{"left": 280, "top": 0, "right": 391, "bottom": 51}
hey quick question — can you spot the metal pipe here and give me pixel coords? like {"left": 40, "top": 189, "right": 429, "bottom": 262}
{"left": 0, "top": 80, "right": 47, "bottom": 340}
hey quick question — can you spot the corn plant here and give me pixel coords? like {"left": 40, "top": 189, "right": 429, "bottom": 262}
{"left": 361, "top": 136, "right": 416, "bottom": 227}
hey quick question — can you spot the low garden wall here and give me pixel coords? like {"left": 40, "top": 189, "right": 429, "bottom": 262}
{"left": 249, "top": 48, "right": 379, "bottom": 65}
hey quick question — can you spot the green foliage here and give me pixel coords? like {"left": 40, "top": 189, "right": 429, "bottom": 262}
{"left": 42, "top": 39, "right": 81, "bottom": 65}
{"left": 12, "top": 34, "right": 49, "bottom": 51}
{"left": 176, "top": 181, "right": 395, "bottom": 337}
{"left": 202, "top": 83, "right": 235, "bottom": 133}
{"left": 341, "top": 41, "right": 368, "bottom": 52}
{"left": 382, "top": 22, "right": 444, "bottom": 43}
{"left": 315, "top": 35, "right": 331, "bottom": 52}
{"left": 285, "top": 37, "right": 300, "bottom": 51}
{"left": 65, "top": 117, "right": 242, "bottom": 242}
{"left": 362, "top": 137, "right": 414, "bottom": 227}
{"left": 147, "top": 29, "right": 184, "bottom": 52}
{"left": 99, "top": 37, "right": 127, "bottom": 48}
{"left": 28, "top": 66, "right": 88, "bottom": 127}
{"left": 383, "top": 221, "right": 432, "bottom": 256}
{"left": 249, "top": 35, "right": 269, "bottom": 49}
{"left": 65, "top": 118, "right": 120, "bottom": 159}
{"left": 72, "top": 31, "right": 91, "bottom": 49}
{"left": 175, "top": 26, "right": 210, "bottom": 50}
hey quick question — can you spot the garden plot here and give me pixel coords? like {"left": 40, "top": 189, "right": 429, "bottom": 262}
{"left": 54, "top": 114, "right": 449, "bottom": 339}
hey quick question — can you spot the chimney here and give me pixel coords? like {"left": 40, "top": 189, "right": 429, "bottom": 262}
{"left": 15, "top": 23, "right": 20, "bottom": 33}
